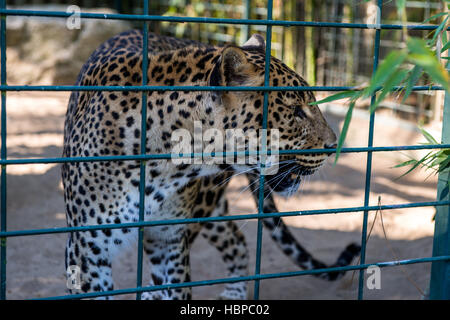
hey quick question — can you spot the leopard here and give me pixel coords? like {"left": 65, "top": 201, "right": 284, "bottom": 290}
{"left": 62, "top": 29, "right": 360, "bottom": 300}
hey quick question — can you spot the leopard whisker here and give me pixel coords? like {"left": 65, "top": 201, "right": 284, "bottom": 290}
{"left": 232, "top": 162, "right": 296, "bottom": 202}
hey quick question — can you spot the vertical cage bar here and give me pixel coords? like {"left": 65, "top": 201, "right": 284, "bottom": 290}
{"left": 253, "top": 0, "right": 273, "bottom": 300}
{"left": 429, "top": 61, "right": 450, "bottom": 300}
{"left": 114, "top": 0, "right": 123, "bottom": 13}
{"left": 357, "top": 0, "right": 382, "bottom": 300}
{"left": 241, "top": 0, "right": 251, "bottom": 45}
{"left": 136, "top": 0, "right": 150, "bottom": 300}
{"left": 0, "top": 0, "right": 6, "bottom": 301}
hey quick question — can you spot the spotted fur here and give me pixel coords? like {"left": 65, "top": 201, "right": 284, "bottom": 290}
{"left": 62, "top": 30, "right": 360, "bottom": 300}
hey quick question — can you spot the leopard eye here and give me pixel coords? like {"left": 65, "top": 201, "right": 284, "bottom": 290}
{"left": 294, "top": 105, "right": 307, "bottom": 119}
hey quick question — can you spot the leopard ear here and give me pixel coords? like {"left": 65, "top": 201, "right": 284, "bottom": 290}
{"left": 220, "top": 45, "right": 256, "bottom": 86}
{"left": 242, "top": 34, "right": 265, "bottom": 52}
{"left": 209, "top": 45, "right": 259, "bottom": 88}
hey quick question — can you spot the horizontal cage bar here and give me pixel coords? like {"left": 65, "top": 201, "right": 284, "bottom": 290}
{"left": 0, "top": 9, "right": 448, "bottom": 31}
{"left": 0, "top": 0, "right": 448, "bottom": 301}
{"left": 0, "top": 85, "right": 446, "bottom": 92}
{"left": 1, "top": 144, "right": 449, "bottom": 166}
{"left": 37, "top": 255, "right": 450, "bottom": 300}
{"left": 1, "top": 200, "right": 449, "bottom": 238}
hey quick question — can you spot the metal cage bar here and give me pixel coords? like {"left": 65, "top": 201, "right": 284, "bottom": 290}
{"left": 0, "top": 0, "right": 448, "bottom": 300}
{"left": 358, "top": 0, "right": 382, "bottom": 300}
{"left": 0, "top": 0, "right": 6, "bottom": 302}
{"left": 429, "top": 60, "right": 450, "bottom": 300}
{"left": 34, "top": 254, "right": 450, "bottom": 300}
{"left": 254, "top": 0, "right": 273, "bottom": 299}
{"left": 0, "top": 85, "right": 445, "bottom": 92}
{"left": 0, "top": 8, "right": 449, "bottom": 31}
{"left": 1, "top": 200, "right": 450, "bottom": 239}
{"left": 135, "top": 0, "right": 150, "bottom": 301}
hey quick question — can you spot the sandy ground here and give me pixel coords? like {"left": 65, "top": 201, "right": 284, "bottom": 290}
{"left": 2, "top": 91, "right": 441, "bottom": 300}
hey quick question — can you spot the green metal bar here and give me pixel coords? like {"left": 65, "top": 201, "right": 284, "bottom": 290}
{"left": 0, "top": 0, "right": 446, "bottom": 301}
{"left": 358, "top": 0, "right": 382, "bottom": 300}
{"left": 0, "top": 85, "right": 444, "bottom": 92}
{"left": 37, "top": 255, "right": 450, "bottom": 300}
{"left": 241, "top": 0, "right": 251, "bottom": 44}
{"left": 429, "top": 61, "right": 450, "bottom": 299}
{"left": 1, "top": 144, "right": 450, "bottom": 166}
{"left": 114, "top": 0, "right": 123, "bottom": 13}
{"left": 0, "top": 8, "right": 448, "bottom": 31}
{"left": 136, "top": 0, "right": 150, "bottom": 301}
{"left": 1, "top": 200, "right": 449, "bottom": 239}
{"left": 0, "top": 0, "right": 6, "bottom": 301}
{"left": 254, "top": 0, "right": 273, "bottom": 300}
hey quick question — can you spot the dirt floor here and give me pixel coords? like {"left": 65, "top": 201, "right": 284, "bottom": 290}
{"left": 2, "top": 91, "right": 441, "bottom": 300}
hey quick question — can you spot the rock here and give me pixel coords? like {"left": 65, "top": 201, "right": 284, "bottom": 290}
{"left": 6, "top": 5, "right": 133, "bottom": 85}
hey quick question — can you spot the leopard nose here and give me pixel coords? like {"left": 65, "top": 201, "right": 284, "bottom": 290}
{"left": 324, "top": 143, "right": 337, "bottom": 149}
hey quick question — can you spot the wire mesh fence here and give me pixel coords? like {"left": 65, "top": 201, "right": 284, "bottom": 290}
{"left": 0, "top": 0, "right": 449, "bottom": 300}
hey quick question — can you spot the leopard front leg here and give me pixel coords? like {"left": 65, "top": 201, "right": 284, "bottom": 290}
{"left": 200, "top": 199, "right": 249, "bottom": 300}
{"left": 141, "top": 226, "right": 192, "bottom": 300}
{"left": 193, "top": 175, "right": 249, "bottom": 300}
{"left": 65, "top": 230, "right": 115, "bottom": 299}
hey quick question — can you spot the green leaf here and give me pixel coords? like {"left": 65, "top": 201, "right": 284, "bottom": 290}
{"left": 431, "top": 16, "right": 449, "bottom": 44}
{"left": 407, "top": 38, "right": 432, "bottom": 55}
{"left": 396, "top": 152, "right": 432, "bottom": 180}
{"left": 422, "top": 12, "right": 448, "bottom": 24}
{"left": 419, "top": 126, "right": 439, "bottom": 144}
{"left": 408, "top": 53, "right": 449, "bottom": 91}
{"left": 443, "top": 25, "right": 448, "bottom": 47}
{"left": 402, "top": 65, "right": 423, "bottom": 103}
{"left": 396, "top": 0, "right": 406, "bottom": 12}
{"left": 394, "top": 159, "right": 418, "bottom": 168}
{"left": 309, "top": 91, "right": 360, "bottom": 105}
{"left": 363, "top": 50, "right": 408, "bottom": 98}
{"left": 438, "top": 155, "right": 450, "bottom": 173}
{"left": 407, "top": 39, "right": 449, "bottom": 91}
{"left": 441, "top": 41, "right": 450, "bottom": 53}
{"left": 408, "top": 53, "right": 437, "bottom": 67}
{"left": 370, "top": 68, "right": 409, "bottom": 113}
{"left": 334, "top": 101, "right": 355, "bottom": 165}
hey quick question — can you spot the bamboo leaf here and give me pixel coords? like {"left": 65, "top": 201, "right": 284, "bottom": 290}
{"left": 394, "top": 159, "right": 417, "bottom": 168}
{"left": 408, "top": 53, "right": 449, "bottom": 91}
{"left": 370, "top": 69, "right": 409, "bottom": 113}
{"left": 334, "top": 101, "right": 355, "bottom": 165}
{"left": 422, "top": 12, "right": 448, "bottom": 24}
{"left": 309, "top": 91, "right": 360, "bottom": 105}
{"left": 363, "top": 51, "right": 408, "bottom": 98}
{"left": 441, "top": 40, "right": 450, "bottom": 53}
{"left": 419, "top": 126, "right": 439, "bottom": 144}
{"left": 438, "top": 156, "right": 450, "bottom": 172}
{"left": 407, "top": 38, "right": 432, "bottom": 55}
{"left": 443, "top": 26, "right": 448, "bottom": 48}
{"left": 407, "top": 39, "right": 449, "bottom": 90}
{"left": 395, "top": 0, "right": 406, "bottom": 12}
{"left": 396, "top": 152, "right": 432, "bottom": 180}
{"left": 402, "top": 65, "right": 423, "bottom": 103}
{"left": 431, "top": 16, "right": 449, "bottom": 44}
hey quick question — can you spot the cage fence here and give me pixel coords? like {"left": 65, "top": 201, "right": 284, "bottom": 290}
{"left": 7, "top": 0, "right": 446, "bottom": 123}
{"left": 0, "top": 0, "right": 449, "bottom": 300}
